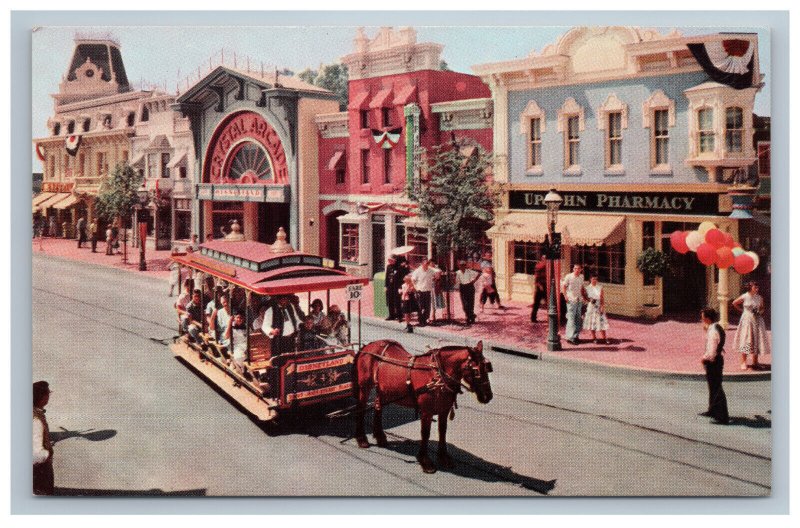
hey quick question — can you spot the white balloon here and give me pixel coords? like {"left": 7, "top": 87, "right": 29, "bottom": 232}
{"left": 698, "top": 221, "right": 717, "bottom": 236}
{"left": 745, "top": 251, "right": 760, "bottom": 270}
{"left": 685, "top": 231, "right": 704, "bottom": 252}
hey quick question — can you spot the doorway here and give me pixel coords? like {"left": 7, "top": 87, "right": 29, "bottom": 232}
{"left": 372, "top": 216, "right": 386, "bottom": 275}
{"left": 258, "top": 202, "right": 290, "bottom": 244}
{"left": 326, "top": 212, "right": 345, "bottom": 268}
{"left": 662, "top": 222, "right": 706, "bottom": 314}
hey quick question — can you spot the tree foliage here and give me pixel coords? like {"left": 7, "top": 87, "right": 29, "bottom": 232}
{"left": 406, "top": 141, "right": 499, "bottom": 263}
{"left": 95, "top": 162, "right": 144, "bottom": 226}
{"left": 296, "top": 63, "right": 349, "bottom": 111}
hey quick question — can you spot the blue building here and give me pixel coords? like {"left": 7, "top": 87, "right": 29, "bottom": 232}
{"left": 474, "top": 27, "right": 764, "bottom": 317}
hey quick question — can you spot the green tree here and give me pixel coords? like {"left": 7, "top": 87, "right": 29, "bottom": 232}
{"left": 297, "top": 67, "right": 318, "bottom": 86}
{"left": 406, "top": 141, "right": 500, "bottom": 319}
{"left": 95, "top": 162, "right": 144, "bottom": 262}
{"left": 439, "top": 60, "right": 450, "bottom": 71}
{"left": 315, "top": 63, "right": 349, "bottom": 111}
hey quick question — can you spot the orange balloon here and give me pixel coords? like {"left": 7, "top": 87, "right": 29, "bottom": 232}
{"left": 716, "top": 246, "right": 734, "bottom": 269}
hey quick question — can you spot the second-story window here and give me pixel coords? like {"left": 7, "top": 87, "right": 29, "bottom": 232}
{"left": 653, "top": 109, "right": 670, "bottom": 167}
{"left": 147, "top": 153, "right": 158, "bottom": 179}
{"left": 529, "top": 118, "right": 542, "bottom": 168}
{"left": 383, "top": 149, "right": 392, "bottom": 184}
{"left": 565, "top": 115, "right": 580, "bottom": 169}
{"left": 361, "top": 149, "right": 370, "bottom": 184}
{"left": 360, "top": 110, "right": 369, "bottom": 129}
{"left": 52, "top": 123, "right": 61, "bottom": 136}
{"left": 335, "top": 167, "right": 346, "bottom": 185}
{"left": 97, "top": 152, "right": 107, "bottom": 176}
{"left": 140, "top": 106, "right": 149, "bottom": 122}
{"left": 83, "top": 118, "right": 91, "bottom": 132}
{"left": 179, "top": 166, "right": 187, "bottom": 179}
{"left": 66, "top": 121, "right": 75, "bottom": 134}
{"left": 127, "top": 112, "right": 136, "bottom": 127}
{"left": 161, "top": 153, "right": 171, "bottom": 178}
{"left": 698, "top": 108, "right": 715, "bottom": 153}
{"left": 607, "top": 111, "right": 622, "bottom": 167}
{"left": 382, "top": 107, "right": 392, "bottom": 128}
{"left": 726, "top": 107, "right": 744, "bottom": 153}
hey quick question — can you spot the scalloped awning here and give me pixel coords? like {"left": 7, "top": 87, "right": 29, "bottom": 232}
{"left": 487, "top": 212, "right": 626, "bottom": 247}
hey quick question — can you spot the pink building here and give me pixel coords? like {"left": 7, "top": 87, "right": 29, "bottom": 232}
{"left": 315, "top": 27, "right": 493, "bottom": 278}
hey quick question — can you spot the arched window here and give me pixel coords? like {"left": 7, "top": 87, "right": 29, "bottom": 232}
{"left": 227, "top": 142, "right": 273, "bottom": 182}
{"left": 140, "top": 106, "right": 149, "bottom": 122}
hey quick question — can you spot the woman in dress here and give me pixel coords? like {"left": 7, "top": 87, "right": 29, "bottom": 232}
{"left": 477, "top": 266, "right": 503, "bottom": 312}
{"left": 732, "top": 282, "right": 770, "bottom": 370}
{"left": 584, "top": 273, "right": 609, "bottom": 344}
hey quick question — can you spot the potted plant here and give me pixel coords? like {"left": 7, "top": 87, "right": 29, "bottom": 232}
{"left": 636, "top": 248, "right": 669, "bottom": 319}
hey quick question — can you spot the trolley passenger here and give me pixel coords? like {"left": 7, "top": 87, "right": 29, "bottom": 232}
{"left": 297, "top": 315, "right": 325, "bottom": 352}
{"left": 259, "top": 295, "right": 300, "bottom": 356}
{"left": 175, "top": 278, "right": 194, "bottom": 327}
{"left": 211, "top": 294, "right": 232, "bottom": 347}
{"left": 225, "top": 311, "right": 248, "bottom": 375}
{"left": 309, "top": 299, "right": 326, "bottom": 331}
{"left": 182, "top": 289, "right": 204, "bottom": 344}
{"left": 321, "top": 305, "right": 349, "bottom": 345}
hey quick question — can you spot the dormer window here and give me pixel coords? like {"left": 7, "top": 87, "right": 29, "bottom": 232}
{"left": 725, "top": 107, "right": 744, "bottom": 153}
{"left": 127, "top": 112, "right": 136, "bottom": 127}
{"left": 82, "top": 118, "right": 91, "bottom": 132}
{"left": 53, "top": 123, "right": 61, "bottom": 136}
{"left": 66, "top": 121, "right": 75, "bottom": 134}
{"left": 141, "top": 106, "right": 149, "bottom": 122}
{"left": 697, "top": 108, "right": 715, "bottom": 153}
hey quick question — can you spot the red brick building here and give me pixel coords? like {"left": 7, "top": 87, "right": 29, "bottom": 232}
{"left": 315, "top": 27, "right": 493, "bottom": 278}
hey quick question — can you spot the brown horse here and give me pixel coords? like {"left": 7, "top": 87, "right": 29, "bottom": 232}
{"left": 353, "top": 339, "right": 493, "bottom": 473}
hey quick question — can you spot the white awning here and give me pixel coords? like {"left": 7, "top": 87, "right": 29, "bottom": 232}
{"left": 37, "top": 193, "right": 72, "bottom": 210}
{"left": 32, "top": 192, "right": 55, "bottom": 212}
{"left": 401, "top": 215, "right": 428, "bottom": 229}
{"left": 336, "top": 212, "right": 367, "bottom": 224}
{"left": 167, "top": 150, "right": 188, "bottom": 168}
{"left": 129, "top": 152, "right": 145, "bottom": 167}
{"left": 327, "top": 150, "right": 346, "bottom": 171}
{"left": 487, "top": 212, "right": 627, "bottom": 247}
{"left": 52, "top": 194, "right": 79, "bottom": 210}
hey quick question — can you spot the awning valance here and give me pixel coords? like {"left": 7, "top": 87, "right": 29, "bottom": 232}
{"left": 369, "top": 87, "right": 394, "bottom": 109}
{"left": 37, "top": 193, "right": 72, "bottom": 211}
{"left": 393, "top": 85, "right": 418, "bottom": 106}
{"left": 52, "top": 194, "right": 79, "bottom": 210}
{"left": 337, "top": 212, "right": 367, "bottom": 224}
{"left": 327, "top": 150, "right": 346, "bottom": 171}
{"left": 129, "top": 152, "right": 145, "bottom": 167}
{"left": 168, "top": 150, "right": 188, "bottom": 169}
{"left": 32, "top": 192, "right": 55, "bottom": 211}
{"left": 348, "top": 90, "right": 371, "bottom": 110}
{"left": 487, "top": 212, "right": 626, "bottom": 247}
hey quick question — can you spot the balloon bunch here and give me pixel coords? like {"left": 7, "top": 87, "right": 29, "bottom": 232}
{"left": 669, "top": 221, "right": 759, "bottom": 275}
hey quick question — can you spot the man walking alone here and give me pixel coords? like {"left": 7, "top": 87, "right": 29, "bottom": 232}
{"left": 700, "top": 308, "right": 730, "bottom": 425}
{"left": 33, "top": 381, "right": 54, "bottom": 495}
{"left": 455, "top": 260, "right": 479, "bottom": 325}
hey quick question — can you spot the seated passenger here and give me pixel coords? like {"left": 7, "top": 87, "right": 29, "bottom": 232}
{"left": 211, "top": 294, "right": 232, "bottom": 347}
{"left": 174, "top": 278, "right": 194, "bottom": 326}
{"left": 320, "top": 304, "right": 349, "bottom": 345}
{"left": 309, "top": 299, "right": 326, "bottom": 331}
{"left": 297, "top": 315, "right": 325, "bottom": 352}
{"left": 225, "top": 311, "right": 248, "bottom": 375}
{"left": 258, "top": 295, "right": 300, "bottom": 356}
{"left": 182, "top": 289, "right": 204, "bottom": 343}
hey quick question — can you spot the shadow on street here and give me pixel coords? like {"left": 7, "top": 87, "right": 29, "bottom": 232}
{"left": 51, "top": 427, "right": 118, "bottom": 444}
{"left": 54, "top": 487, "right": 207, "bottom": 496}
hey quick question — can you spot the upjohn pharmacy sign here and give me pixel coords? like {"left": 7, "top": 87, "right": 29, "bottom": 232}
{"left": 509, "top": 190, "right": 720, "bottom": 215}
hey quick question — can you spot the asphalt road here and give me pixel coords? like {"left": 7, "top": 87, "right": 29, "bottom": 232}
{"left": 32, "top": 253, "right": 772, "bottom": 496}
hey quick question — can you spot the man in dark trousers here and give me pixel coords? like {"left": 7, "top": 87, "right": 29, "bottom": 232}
{"left": 33, "top": 380, "right": 54, "bottom": 495}
{"left": 76, "top": 215, "right": 87, "bottom": 248}
{"left": 531, "top": 254, "right": 547, "bottom": 322}
{"left": 455, "top": 260, "right": 480, "bottom": 325}
{"left": 700, "top": 308, "right": 729, "bottom": 425}
{"left": 384, "top": 256, "right": 402, "bottom": 322}
{"left": 261, "top": 295, "right": 299, "bottom": 356}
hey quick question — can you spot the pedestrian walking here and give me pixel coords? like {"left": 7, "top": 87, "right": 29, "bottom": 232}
{"left": 111, "top": 225, "right": 120, "bottom": 254}
{"left": 530, "top": 254, "right": 547, "bottom": 322}
{"left": 584, "top": 273, "right": 609, "bottom": 344}
{"left": 477, "top": 266, "right": 503, "bottom": 312}
{"left": 699, "top": 308, "right": 730, "bottom": 425}
{"left": 561, "top": 264, "right": 589, "bottom": 345}
{"left": 33, "top": 380, "right": 54, "bottom": 495}
{"left": 455, "top": 260, "right": 480, "bottom": 325}
{"left": 48, "top": 216, "right": 57, "bottom": 237}
{"left": 411, "top": 259, "right": 440, "bottom": 327}
{"left": 89, "top": 218, "right": 99, "bottom": 252}
{"left": 168, "top": 260, "right": 181, "bottom": 297}
{"left": 400, "top": 274, "right": 416, "bottom": 333}
{"left": 105, "top": 226, "right": 114, "bottom": 255}
{"left": 76, "top": 215, "right": 87, "bottom": 248}
{"left": 384, "top": 257, "right": 402, "bottom": 322}
{"left": 732, "top": 282, "right": 770, "bottom": 370}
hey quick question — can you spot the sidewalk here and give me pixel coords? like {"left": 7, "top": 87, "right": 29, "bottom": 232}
{"left": 34, "top": 237, "right": 771, "bottom": 378}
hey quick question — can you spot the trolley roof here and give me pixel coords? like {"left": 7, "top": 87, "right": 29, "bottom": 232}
{"left": 171, "top": 240, "right": 368, "bottom": 296}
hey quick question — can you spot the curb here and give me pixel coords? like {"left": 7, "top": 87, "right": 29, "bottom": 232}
{"left": 360, "top": 315, "right": 771, "bottom": 382}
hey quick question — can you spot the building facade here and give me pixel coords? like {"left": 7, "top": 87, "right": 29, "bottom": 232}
{"left": 175, "top": 64, "right": 339, "bottom": 251}
{"left": 316, "top": 27, "right": 493, "bottom": 278}
{"left": 33, "top": 34, "right": 156, "bottom": 237}
{"left": 474, "top": 27, "right": 763, "bottom": 317}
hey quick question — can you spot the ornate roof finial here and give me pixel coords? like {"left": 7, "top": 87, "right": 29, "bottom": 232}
{"left": 224, "top": 219, "right": 246, "bottom": 241}
{"left": 271, "top": 227, "right": 294, "bottom": 253}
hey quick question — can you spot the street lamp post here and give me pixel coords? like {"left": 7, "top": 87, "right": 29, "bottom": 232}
{"left": 544, "top": 189, "right": 563, "bottom": 352}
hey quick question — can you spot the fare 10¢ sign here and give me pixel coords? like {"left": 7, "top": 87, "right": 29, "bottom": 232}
{"left": 346, "top": 284, "right": 363, "bottom": 302}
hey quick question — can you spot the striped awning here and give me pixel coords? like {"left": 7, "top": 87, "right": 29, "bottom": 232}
{"left": 347, "top": 90, "right": 370, "bottom": 110}
{"left": 369, "top": 87, "right": 394, "bottom": 109}
{"left": 37, "top": 193, "right": 72, "bottom": 211}
{"left": 487, "top": 212, "right": 626, "bottom": 247}
{"left": 52, "top": 194, "right": 79, "bottom": 210}
{"left": 32, "top": 192, "right": 55, "bottom": 212}
{"left": 327, "top": 150, "right": 346, "bottom": 171}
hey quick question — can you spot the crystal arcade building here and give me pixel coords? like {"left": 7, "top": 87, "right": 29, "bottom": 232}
{"left": 474, "top": 27, "right": 764, "bottom": 317}
{"left": 174, "top": 66, "right": 339, "bottom": 252}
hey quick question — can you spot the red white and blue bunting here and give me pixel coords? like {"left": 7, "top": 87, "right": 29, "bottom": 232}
{"left": 65, "top": 135, "right": 82, "bottom": 156}
{"left": 35, "top": 143, "right": 46, "bottom": 162}
{"left": 687, "top": 39, "right": 755, "bottom": 90}
{"left": 371, "top": 127, "right": 402, "bottom": 149}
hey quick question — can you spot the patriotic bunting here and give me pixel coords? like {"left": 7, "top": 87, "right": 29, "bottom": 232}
{"left": 371, "top": 127, "right": 403, "bottom": 149}
{"left": 35, "top": 143, "right": 46, "bottom": 162}
{"left": 687, "top": 39, "right": 755, "bottom": 90}
{"left": 65, "top": 135, "right": 82, "bottom": 156}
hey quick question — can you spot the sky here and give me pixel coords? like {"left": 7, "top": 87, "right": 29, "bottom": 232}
{"left": 31, "top": 25, "right": 771, "bottom": 169}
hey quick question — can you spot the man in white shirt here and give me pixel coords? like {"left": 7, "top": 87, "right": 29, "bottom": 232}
{"left": 260, "top": 295, "right": 300, "bottom": 355}
{"left": 411, "top": 259, "right": 440, "bottom": 327}
{"left": 455, "top": 260, "right": 480, "bottom": 325}
{"left": 33, "top": 381, "right": 54, "bottom": 495}
{"left": 700, "top": 308, "right": 730, "bottom": 424}
{"left": 561, "top": 264, "right": 589, "bottom": 345}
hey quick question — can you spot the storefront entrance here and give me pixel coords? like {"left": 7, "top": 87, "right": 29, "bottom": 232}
{"left": 258, "top": 202, "right": 290, "bottom": 244}
{"left": 371, "top": 215, "right": 386, "bottom": 274}
{"left": 662, "top": 222, "right": 706, "bottom": 314}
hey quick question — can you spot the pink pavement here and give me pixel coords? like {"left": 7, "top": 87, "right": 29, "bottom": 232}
{"left": 35, "top": 236, "right": 771, "bottom": 376}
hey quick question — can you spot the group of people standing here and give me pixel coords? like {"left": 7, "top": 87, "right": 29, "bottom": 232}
{"left": 558, "top": 264, "right": 610, "bottom": 346}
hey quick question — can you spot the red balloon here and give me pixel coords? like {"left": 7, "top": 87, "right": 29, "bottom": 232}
{"left": 716, "top": 246, "right": 734, "bottom": 269}
{"left": 733, "top": 254, "right": 756, "bottom": 275}
{"left": 722, "top": 232, "right": 736, "bottom": 248}
{"left": 697, "top": 243, "right": 718, "bottom": 266}
{"left": 705, "top": 228, "right": 726, "bottom": 248}
{"left": 670, "top": 230, "right": 689, "bottom": 254}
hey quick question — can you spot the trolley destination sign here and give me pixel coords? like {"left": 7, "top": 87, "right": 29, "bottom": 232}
{"left": 509, "top": 190, "right": 720, "bottom": 215}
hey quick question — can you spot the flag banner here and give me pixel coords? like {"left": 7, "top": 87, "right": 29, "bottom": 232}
{"left": 65, "top": 135, "right": 82, "bottom": 156}
{"left": 36, "top": 143, "right": 46, "bottom": 162}
{"left": 371, "top": 127, "right": 403, "bottom": 149}
{"left": 687, "top": 39, "right": 755, "bottom": 89}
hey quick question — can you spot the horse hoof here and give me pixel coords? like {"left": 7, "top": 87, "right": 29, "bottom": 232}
{"left": 356, "top": 437, "right": 370, "bottom": 449}
{"left": 438, "top": 455, "right": 455, "bottom": 469}
{"left": 374, "top": 435, "right": 388, "bottom": 448}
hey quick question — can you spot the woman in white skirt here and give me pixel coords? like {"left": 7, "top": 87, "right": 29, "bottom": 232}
{"left": 584, "top": 273, "right": 609, "bottom": 344}
{"left": 732, "top": 282, "right": 770, "bottom": 370}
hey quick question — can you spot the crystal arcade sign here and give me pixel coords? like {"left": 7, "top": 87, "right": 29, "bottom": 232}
{"left": 509, "top": 190, "right": 720, "bottom": 215}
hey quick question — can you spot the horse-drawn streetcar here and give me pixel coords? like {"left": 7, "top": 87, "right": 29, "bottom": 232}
{"left": 169, "top": 226, "right": 368, "bottom": 422}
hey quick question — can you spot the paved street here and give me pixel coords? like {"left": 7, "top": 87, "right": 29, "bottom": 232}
{"left": 33, "top": 253, "right": 772, "bottom": 496}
